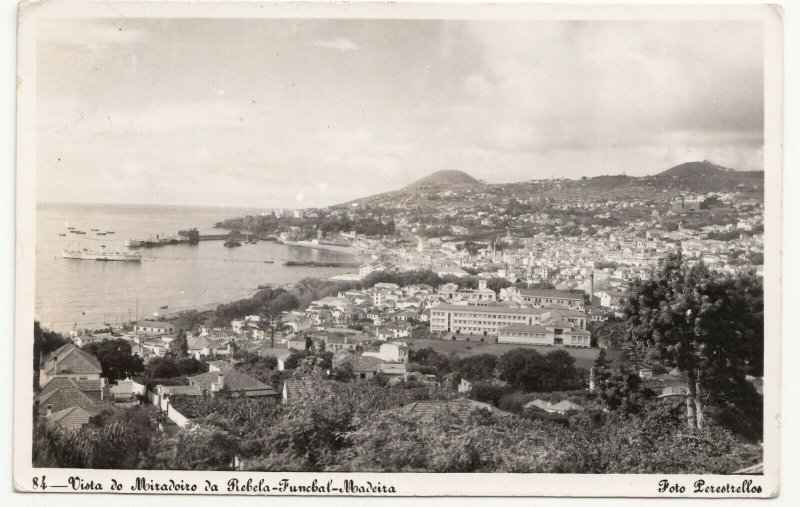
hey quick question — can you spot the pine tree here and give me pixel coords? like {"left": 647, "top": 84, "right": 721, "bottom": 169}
{"left": 624, "top": 253, "right": 763, "bottom": 431}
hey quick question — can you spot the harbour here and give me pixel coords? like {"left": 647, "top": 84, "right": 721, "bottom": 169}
{"left": 36, "top": 202, "right": 360, "bottom": 330}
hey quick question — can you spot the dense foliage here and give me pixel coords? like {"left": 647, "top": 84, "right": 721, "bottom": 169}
{"left": 82, "top": 339, "right": 145, "bottom": 382}
{"left": 33, "top": 321, "right": 69, "bottom": 385}
{"left": 497, "top": 348, "right": 581, "bottom": 392}
{"left": 624, "top": 253, "right": 764, "bottom": 435}
{"left": 148, "top": 383, "right": 758, "bottom": 473}
{"left": 33, "top": 406, "right": 156, "bottom": 469}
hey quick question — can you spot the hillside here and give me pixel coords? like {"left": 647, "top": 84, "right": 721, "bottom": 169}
{"left": 339, "top": 162, "right": 763, "bottom": 210}
{"left": 401, "top": 170, "right": 483, "bottom": 191}
{"left": 656, "top": 160, "right": 734, "bottom": 178}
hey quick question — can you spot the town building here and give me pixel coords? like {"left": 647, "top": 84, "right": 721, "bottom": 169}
{"left": 508, "top": 288, "right": 586, "bottom": 310}
{"left": 134, "top": 320, "right": 176, "bottom": 335}
{"left": 497, "top": 323, "right": 591, "bottom": 348}
{"left": 429, "top": 303, "right": 588, "bottom": 337}
{"left": 187, "top": 365, "right": 277, "bottom": 398}
{"left": 363, "top": 342, "right": 409, "bottom": 363}
{"left": 38, "top": 343, "right": 103, "bottom": 387}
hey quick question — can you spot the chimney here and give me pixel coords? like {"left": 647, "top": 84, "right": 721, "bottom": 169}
{"left": 590, "top": 272, "right": 595, "bottom": 303}
{"left": 46, "top": 405, "right": 52, "bottom": 417}
{"left": 212, "top": 374, "right": 224, "bottom": 392}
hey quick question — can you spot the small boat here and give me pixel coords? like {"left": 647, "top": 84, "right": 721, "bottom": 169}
{"left": 90, "top": 228, "right": 99, "bottom": 231}
{"left": 58, "top": 233, "right": 66, "bottom": 237}
{"left": 264, "top": 260, "right": 274, "bottom": 263}
{"left": 97, "top": 232, "right": 106, "bottom": 236}
{"left": 67, "top": 226, "right": 75, "bottom": 230}
{"left": 75, "top": 231, "right": 86, "bottom": 235}
{"left": 106, "top": 231, "right": 115, "bottom": 234}
{"left": 159, "top": 305, "right": 169, "bottom": 310}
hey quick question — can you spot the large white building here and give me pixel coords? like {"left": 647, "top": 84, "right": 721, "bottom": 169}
{"left": 508, "top": 288, "right": 585, "bottom": 310}
{"left": 429, "top": 303, "right": 588, "bottom": 337}
{"left": 497, "top": 324, "right": 591, "bottom": 348}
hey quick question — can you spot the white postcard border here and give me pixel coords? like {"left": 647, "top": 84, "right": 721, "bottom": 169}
{"left": 13, "top": 0, "right": 784, "bottom": 498}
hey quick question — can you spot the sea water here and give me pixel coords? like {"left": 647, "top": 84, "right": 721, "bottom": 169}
{"left": 35, "top": 202, "right": 357, "bottom": 331}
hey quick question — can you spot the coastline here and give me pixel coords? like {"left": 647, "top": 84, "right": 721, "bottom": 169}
{"left": 49, "top": 241, "right": 375, "bottom": 333}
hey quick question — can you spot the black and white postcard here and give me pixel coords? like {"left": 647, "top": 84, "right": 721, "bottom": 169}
{"left": 13, "top": 0, "right": 784, "bottom": 498}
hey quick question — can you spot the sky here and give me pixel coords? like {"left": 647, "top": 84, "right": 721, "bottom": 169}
{"left": 36, "top": 18, "right": 764, "bottom": 208}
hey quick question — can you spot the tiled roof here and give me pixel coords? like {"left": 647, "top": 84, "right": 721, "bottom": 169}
{"left": 379, "top": 362, "right": 408, "bottom": 375}
{"left": 187, "top": 335, "right": 211, "bottom": 350}
{"left": 36, "top": 378, "right": 111, "bottom": 416}
{"left": 71, "top": 379, "right": 103, "bottom": 392}
{"left": 283, "top": 379, "right": 324, "bottom": 403}
{"left": 42, "top": 343, "right": 102, "bottom": 376}
{"left": 517, "top": 289, "right": 584, "bottom": 300}
{"left": 188, "top": 369, "right": 274, "bottom": 393}
{"left": 431, "top": 304, "right": 547, "bottom": 315}
{"left": 47, "top": 406, "right": 94, "bottom": 429}
{"left": 335, "top": 355, "right": 382, "bottom": 372}
{"left": 399, "top": 399, "right": 512, "bottom": 420}
{"left": 545, "top": 307, "right": 586, "bottom": 317}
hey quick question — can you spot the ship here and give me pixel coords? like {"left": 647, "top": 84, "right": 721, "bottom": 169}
{"left": 277, "top": 233, "right": 359, "bottom": 255}
{"left": 61, "top": 248, "right": 142, "bottom": 262}
{"left": 282, "top": 260, "right": 360, "bottom": 268}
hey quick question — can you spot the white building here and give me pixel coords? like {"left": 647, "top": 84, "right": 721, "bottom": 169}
{"left": 363, "top": 342, "right": 409, "bottom": 364}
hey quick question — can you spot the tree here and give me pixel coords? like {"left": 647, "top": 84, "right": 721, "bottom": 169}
{"left": 593, "top": 363, "right": 654, "bottom": 414}
{"left": 497, "top": 348, "right": 545, "bottom": 392}
{"left": 258, "top": 303, "right": 286, "bottom": 348}
{"left": 457, "top": 354, "right": 497, "bottom": 381}
{"left": 593, "top": 349, "right": 609, "bottom": 369}
{"left": 332, "top": 362, "right": 355, "bottom": 382}
{"left": 540, "top": 350, "right": 579, "bottom": 391}
{"left": 497, "top": 348, "right": 581, "bottom": 392}
{"left": 469, "top": 382, "right": 512, "bottom": 406}
{"left": 624, "top": 253, "right": 764, "bottom": 431}
{"left": 143, "top": 357, "right": 180, "bottom": 379}
{"left": 82, "top": 339, "right": 144, "bottom": 382}
{"left": 140, "top": 425, "right": 239, "bottom": 470}
{"left": 175, "top": 310, "right": 205, "bottom": 334}
{"left": 169, "top": 330, "right": 189, "bottom": 358}
{"left": 33, "top": 321, "right": 68, "bottom": 373}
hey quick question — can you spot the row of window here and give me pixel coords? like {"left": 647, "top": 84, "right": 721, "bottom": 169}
{"left": 439, "top": 313, "right": 530, "bottom": 320}
{"left": 500, "top": 332, "right": 547, "bottom": 338}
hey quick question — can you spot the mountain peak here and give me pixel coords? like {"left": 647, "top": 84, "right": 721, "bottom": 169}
{"left": 403, "top": 170, "right": 482, "bottom": 190}
{"left": 656, "top": 160, "right": 735, "bottom": 178}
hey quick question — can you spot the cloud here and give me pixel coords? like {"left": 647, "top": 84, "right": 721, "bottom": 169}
{"left": 34, "top": 19, "right": 765, "bottom": 208}
{"left": 312, "top": 37, "right": 361, "bottom": 52}
{"left": 37, "top": 19, "right": 149, "bottom": 51}
{"left": 441, "top": 20, "right": 765, "bottom": 175}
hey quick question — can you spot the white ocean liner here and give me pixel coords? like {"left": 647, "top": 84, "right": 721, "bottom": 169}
{"left": 61, "top": 248, "right": 142, "bottom": 262}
